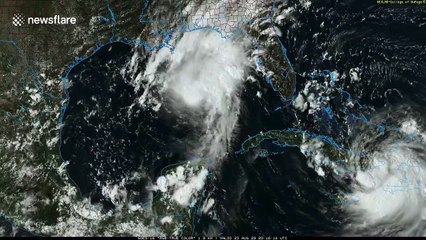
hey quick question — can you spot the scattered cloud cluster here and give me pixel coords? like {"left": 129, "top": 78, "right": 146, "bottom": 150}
{"left": 151, "top": 164, "right": 209, "bottom": 207}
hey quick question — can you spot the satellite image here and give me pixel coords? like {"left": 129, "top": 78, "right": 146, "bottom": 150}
{"left": 0, "top": 0, "right": 425, "bottom": 237}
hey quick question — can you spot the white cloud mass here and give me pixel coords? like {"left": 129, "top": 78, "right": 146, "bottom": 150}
{"left": 140, "top": 29, "right": 251, "bottom": 161}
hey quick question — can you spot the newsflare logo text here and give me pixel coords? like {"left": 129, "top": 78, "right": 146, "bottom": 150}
{"left": 12, "top": 13, "right": 77, "bottom": 27}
